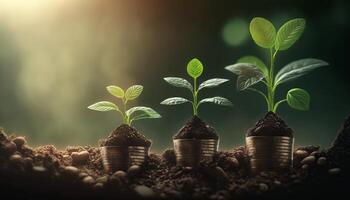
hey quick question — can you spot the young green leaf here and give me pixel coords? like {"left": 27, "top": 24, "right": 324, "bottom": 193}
{"left": 164, "top": 77, "right": 193, "bottom": 91}
{"left": 106, "top": 85, "right": 124, "bottom": 99}
{"left": 187, "top": 58, "right": 203, "bottom": 78}
{"left": 275, "top": 18, "right": 306, "bottom": 51}
{"left": 249, "top": 17, "right": 276, "bottom": 48}
{"left": 126, "top": 106, "right": 161, "bottom": 122}
{"left": 125, "top": 85, "right": 143, "bottom": 101}
{"left": 225, "top": 63, "right": 264, "bottom": 91}
{"left": 275, "top": 58, "right": 329, "bottom": 85}
{"left": 287, "top": 88, "right": 310, "bottom": 111}
{"left": 237, "top": 55, "right": 269, "bottom": 77}
{"left": 87, "top": 101, "right": 119, "bottom": 112}
{"left": 160, "top": 97, "right": 191, "bottom": 105}
{"left": 198, "top": 96, "right": 233, "bottom": 107}
{"left": 198, "top": 78, "right": 229, "bottom": 91}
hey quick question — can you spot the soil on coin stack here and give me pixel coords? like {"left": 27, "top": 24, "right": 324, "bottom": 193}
{"left": 173, "top": 115, "right": 219, "bottom": 139}
{"left": 99, "top": 124, "right": 151, "bottom": 147}
{"left": 247, "top": 112, "right": 294, "bottom": 137}
{"left": 0, "top": 115, "right": 349, "bottom": 199}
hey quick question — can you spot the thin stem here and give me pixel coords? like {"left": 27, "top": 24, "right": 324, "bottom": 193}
{"left": 193, "top": 78, "right": 198, "bottom": 116}
{"left": 273, "top": 99, "right": 287, "bottom": 113}
{"left": 122, "top": 98, "right": 129, "bottom": 125}
{"left": 247, "top": 88, "right": 269, "bottom": 106}
{"left": 267, "top": 48, "right": 277, "bottom": 112}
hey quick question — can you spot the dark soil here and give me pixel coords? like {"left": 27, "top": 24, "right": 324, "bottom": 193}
{"left": 247, "top": 112, "right": 294, "bottom": 137}
{"left": 173, "top": 116, "right": 218, "bottom": 139}
{"left": 0, "top": 115, "right": 349, "bottom": 199}
{"left": 327, "top": 115, "right": 350, "bottom": 170}
{"left": 99, "top": 124, "right": 151, "bottom": 147}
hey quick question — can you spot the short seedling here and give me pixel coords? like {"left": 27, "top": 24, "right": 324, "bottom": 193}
{"left": 88, "top": 85, "right": 161, "bottom": 125}
{"left": 225, "top": 17, "right": 329, "bottom": 113}
{"left": 161, "top": 58, "right": 233, "bottom": 115}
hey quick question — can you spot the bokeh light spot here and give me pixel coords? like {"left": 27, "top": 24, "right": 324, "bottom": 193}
{"left": 222, "top": 18, "right": 249, "bottom": 47}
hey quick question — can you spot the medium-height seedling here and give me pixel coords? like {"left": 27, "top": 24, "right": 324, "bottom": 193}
{"left": 161, "top": 58, "right": 233, "bottom": 115}
{"left": 225, "top": 17, "right": 329, "bottom": 113}
{"left": 88, "top": 85, "right": 161, "bottom": 125}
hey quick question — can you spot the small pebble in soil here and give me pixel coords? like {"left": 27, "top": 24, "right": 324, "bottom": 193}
{"left": 63, "top": 166, "right": 79, "bottom": 177}
{"left": 317, "top": 157, "right": 327, "bottom": 166}
{"left": 113, "top": 170, "right": 127, "bottom": 179}
{"left": 215, "top": 167, "right": 229, "bottom": 183}
{"left": 79, "top": 172, "right": 88, "bottom": 179}
{"left": 93, "top": 183, "right": 104, "bottom": 190}
{"left": 259, "top": 183, "right": 269, "bottom": 192}
{"left": 227, "top": 157, "right": 239, "bottom": 168}
{"left": 134, "top": 185, "right": 156, "bottom": 198}
{"left": 3, "top": 141, "right": 17, "bottom": 155}
{"left": 128, "top": 165, "right": 142, "bottom": 177}
{"left": 32, "top": 166, "right": 47, "bottom": 174}
{"left": 310, "top": 151, "right": 320, "bottom": 156}
{"left": 9, "top": 154, "right": 22, "bottom": 163}
{"left": 301, "top": 164, "right": 309, "bottom": 170}
{"left": 83, "top": 176, "right": 95, "bottom": 185}
{"left": 328, "top": 168, "right": 341, "bottom": 175}
{"left": 71, "top": 150, "right": 89, "bottom": 164}
{"left": 301, "top": 156, "right": 316, "bottom": 165}
{"left": 96, "top": 175, "right": 109, "bottom": 184}
{"left": 294, "top": 150, "right": 309, "bottom": 158}
{"left": 12, "top": 137, "right": 26, "bottom": 148}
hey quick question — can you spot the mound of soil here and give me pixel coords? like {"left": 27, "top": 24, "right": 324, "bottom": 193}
{"left": 99, "top": 124, "right": 151, "bottom": 147}
{"left": 174, "top": 116, "right": 218, "bottom": 140}
{"left": 328, "top": 115, "right": 350, "bottom": 169}
{"left": 247, "top": 112, "right": 293, "bottom": 137}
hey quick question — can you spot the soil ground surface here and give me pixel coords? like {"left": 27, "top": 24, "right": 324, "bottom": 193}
{"left": 1, "top": 115, "right": 349, "bottom": 200}
{"left": 174, "top": 116, "right": 219, "bottom": 139}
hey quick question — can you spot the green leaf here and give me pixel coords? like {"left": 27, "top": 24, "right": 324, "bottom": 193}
{"left": 126, "top": 106, "right": 161, "bottom": 122}
{"left": 87, "top": 101, "right": 119, "bottom": 112}
{"left": 287, "top": 88, "right": 310, "bottom": 111}
{"left": 164, "top": 77, "right": 193, "bottom": 91}
{"left": 106, "top": 85, "right": 124, "bottom": 99}
{"left": 249, "top": 17, "right": 276, "bottom": 48}
{"left": 225, "top": 63, "right": 264, "bottom": 91}
{"left": 160, "top": 97, "right": 191, "bottom": 105}
{"left": 237, "top": 55, "right": 269, "bottom": 77}
{"left": 275, "top": 18, "right": 306, "bottom": 51}
{"left": 198, "top": 78, "right": 229, "bottom": 91}
{"left": 275, "top": 58, "right": 329, "bottom": 85}
{"left": 125, "top": 85, "right": 143, "bottom": 100}
{"left": 198, "top": 97, "right": 233, "bottom": 107}
{"left": 187, "top": 58, "right": 203, "bottom": 78}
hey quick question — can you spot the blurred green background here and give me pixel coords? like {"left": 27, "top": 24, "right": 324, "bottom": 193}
{"left": 0, "top": 0, "right": 349, "bottom": 152}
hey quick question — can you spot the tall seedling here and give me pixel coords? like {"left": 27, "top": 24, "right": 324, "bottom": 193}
{"left": 225, "top": 17, "right": 328, "bottom": 112}
{"left": 161, "top": 58, "right": 233, "bottom": 115}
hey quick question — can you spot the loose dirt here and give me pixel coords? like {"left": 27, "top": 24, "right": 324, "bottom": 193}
{"left": 247, "top": 112, "right": 294, "bottom": 137}
{"left": 174, "top": 116, "right": 219, "bottom": 139}
{"left": 0, "top": 115, "right": 349, "bottom": 199}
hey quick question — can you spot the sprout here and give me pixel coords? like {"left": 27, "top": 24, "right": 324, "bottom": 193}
{"left": 161, "top": 58, "right": 233, "bottom": 116}
{"left": 226, "top": 17, "right": 329, "bottom": 113}
{"left": 88, "top": 85, "right": 161, "bottom": 125}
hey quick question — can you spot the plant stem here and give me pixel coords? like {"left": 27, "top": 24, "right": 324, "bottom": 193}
{"left": 122, "top": 99, "right": 129, "bottom": 125}
{"left": 193, "top": 78, "right": 198, "bottom": 116}
{"left": 267, "top": 48, "right": 277, "bottom": 112}
{"left": 273, "top": 99, "right": 287, "bottom": 113}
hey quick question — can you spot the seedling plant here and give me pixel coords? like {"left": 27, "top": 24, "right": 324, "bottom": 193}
{"left": 225, "top": 17, "right": 328, "bottom": 113}
{"left": 161, "top": 58, "right": 233, "bottom": 115}
{"left": 88, "top": 85, "right": 161, "bottom": 125}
